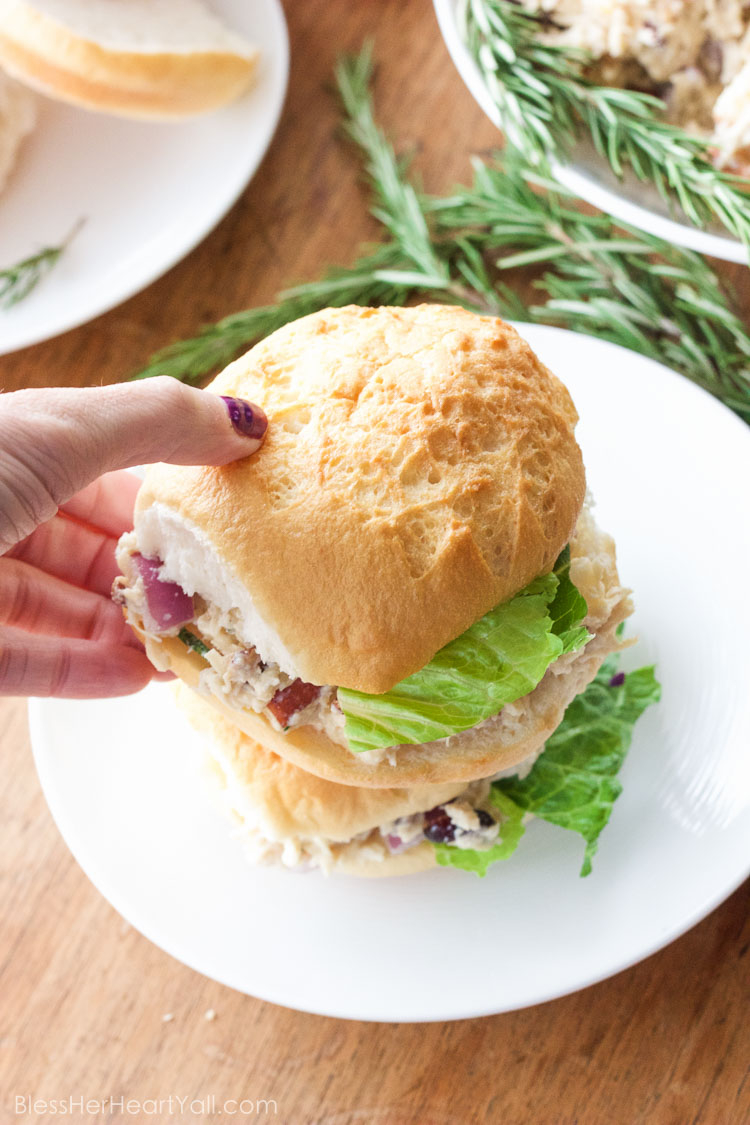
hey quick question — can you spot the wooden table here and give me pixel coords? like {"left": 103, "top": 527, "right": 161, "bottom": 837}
{"left": 1, "top": 2, "right": 748, "bottom": 1122}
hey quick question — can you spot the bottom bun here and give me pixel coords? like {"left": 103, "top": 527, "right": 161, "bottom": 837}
{"left": 328, "top": 841, "right": 436, "bottom": 877}
{"left": 176, "top": 682, "right": 458, "bottom": 875}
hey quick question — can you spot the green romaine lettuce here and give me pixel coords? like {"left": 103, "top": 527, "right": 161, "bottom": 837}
{"left": 547, "top": 545, "right": 590, "bottom": 654}
{"left": 435, "top": 654, "right": 661, "bottom": 878}
{"left": 339, "top": 548, "right": 590, "bottom": 754}
{"left": 497, "top": 656, "right": 661, "bottom": 876}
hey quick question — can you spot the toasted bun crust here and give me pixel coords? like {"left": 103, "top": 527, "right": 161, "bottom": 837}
{"left": 142, "top": 504, "right": 633, "bottom": 787}
{"left": 0, "top": 0, "right": 258, "bottom": 119}
{"left": 137, "top": 305, "right": 586, "bottom": 692}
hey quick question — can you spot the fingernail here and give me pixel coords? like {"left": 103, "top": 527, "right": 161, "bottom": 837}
{"left": 221, "top": 396, "right": 268, "bottom": 441}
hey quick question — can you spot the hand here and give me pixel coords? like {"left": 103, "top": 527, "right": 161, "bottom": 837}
{"left": 0, "top": 377, "right": 267, "bottom": 698}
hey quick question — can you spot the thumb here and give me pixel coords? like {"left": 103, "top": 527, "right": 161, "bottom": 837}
{"left": 0, "top": 378, "right": 267, "bottom": 553}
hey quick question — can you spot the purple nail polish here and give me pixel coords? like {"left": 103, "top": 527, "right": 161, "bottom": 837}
{"left": 221, "top": 396, "right": 268, "bottom": 441}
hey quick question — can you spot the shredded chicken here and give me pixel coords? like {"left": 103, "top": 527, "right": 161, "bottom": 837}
{"left": 522, "top": 0, "right": 750, "bottom": 168}
{"left": 114, "top": 532, "right": 348, "bottom": 746}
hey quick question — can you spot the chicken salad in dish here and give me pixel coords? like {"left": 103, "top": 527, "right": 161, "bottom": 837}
{"left": 523, "top": 0, "right": 750, "bottom": 169}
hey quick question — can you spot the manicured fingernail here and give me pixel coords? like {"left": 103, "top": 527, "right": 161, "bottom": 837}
{"left": 221, "top": 396, "right": 268, "bottom": 441}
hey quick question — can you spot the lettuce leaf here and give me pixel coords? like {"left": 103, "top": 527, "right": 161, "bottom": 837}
{"left": 496, "top": 656, "right": 662, "bottom": 876}
{"left": 339, "top": 548, "right": 590, "bottom": 754}
{"left": 548, "top": 545, "right": 590, "bottom": 654}
{"left": 432, "top": 791, "right": 526, "bottom": 875}
{"left": 427, "top": 654, "right": 661, "bottom": 877}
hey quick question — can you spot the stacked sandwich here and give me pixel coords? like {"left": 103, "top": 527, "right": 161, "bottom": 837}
{"left": 0, "top": 1, "right": 259, "bottom": 202}
{"left": 115, "top": 305, "right": 659, "bottom": 878}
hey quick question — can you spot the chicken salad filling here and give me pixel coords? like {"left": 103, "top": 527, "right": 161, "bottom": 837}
{"left": 114, "top": 532, "right": 347, "bottom": 746}
{"left": 114, "top": 530, "right": 593, "bottom": 759}
{"left": 523, "top": 0, "right": 750, "bottom": 169}
{"left": 217, "top": 772, "right": 505, "bottom": 873}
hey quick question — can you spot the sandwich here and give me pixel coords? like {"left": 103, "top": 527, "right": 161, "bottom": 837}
{"left": 115, "top": 304, "right": 660, "bottom": 876}
{"left": 0, "top": 0, "right": 258, "bottom": 120}
{"left": 175, "top": 656, "right": 659, "bottom": 877}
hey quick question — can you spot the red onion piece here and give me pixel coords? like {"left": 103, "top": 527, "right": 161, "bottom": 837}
{"left": 134, "top": 554, "right": 194, "bottom": 631}
{"left": 385, "top": 832, "right": 422, "bottom": 855}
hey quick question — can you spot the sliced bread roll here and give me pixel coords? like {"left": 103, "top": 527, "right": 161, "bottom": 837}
{"left": 0, "top": 67, "right": 35, "bottom": 193}
{"left": 0, "top": 0, "right": 259, "bottom": 119}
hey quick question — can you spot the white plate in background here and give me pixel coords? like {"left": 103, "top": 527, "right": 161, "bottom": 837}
{"left": 0, "top": 0, "right": 289, "bottom": 356}
{"left": 434, "top": 0, "right": 748, "bottom": 264}
{"left": 28, "top": 327, "right": 750, "bottom": 1021}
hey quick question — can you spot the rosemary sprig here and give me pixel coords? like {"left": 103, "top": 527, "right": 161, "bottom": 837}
{"left": 1, "top": 245, "right": 64, "bottom": 309}
{"left": 131, "top": 48, "right": 750, "bottom": 423}
{"left": 332, "top": 44, "right": 508, "bottom": 316}
{"left": 132, "top": 244, "right": 413, "bottom": 383}
{"left": 335, "top": 42, "right": 448, "bottom": 285}
{"left": 0, "top": 219, "right": 83, "bottom": 309}
{"left": 460, "top": 0, "right": 750, "bottom": 246}
{"left": 432, "top": 158, "right": 750, "bottom": 417}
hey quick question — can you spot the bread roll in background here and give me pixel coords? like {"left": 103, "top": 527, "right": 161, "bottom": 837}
{"left": 0, "top": 67, "right": 35, "bottom": 193}
{"left": 0, "top": 0, "right": 259, "bottom": 119}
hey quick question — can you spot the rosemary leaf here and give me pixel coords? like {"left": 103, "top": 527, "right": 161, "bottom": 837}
{"left": 335, "top": 42, "right": 448, "bottom": 282}
{"left": 0, "top": 219, "right": 84, "bottom": 310}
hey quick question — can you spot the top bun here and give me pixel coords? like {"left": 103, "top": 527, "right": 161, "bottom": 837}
{"left": 137, "top": 305, "right": 585, "bottom": 693}
{"left": 0, "top": 0, "right": 258, "bottom": 119}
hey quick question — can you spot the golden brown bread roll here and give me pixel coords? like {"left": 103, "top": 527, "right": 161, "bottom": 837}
{"left": 133, "top": 305, "right": 586, "bottom": 694}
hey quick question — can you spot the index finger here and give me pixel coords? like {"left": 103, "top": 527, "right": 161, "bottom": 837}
{"left": 59, "top": 469, "right": 141, "bottom": 538}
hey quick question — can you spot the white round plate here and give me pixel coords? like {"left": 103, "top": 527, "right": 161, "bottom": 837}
{"left": 434, "top": 0, "right": 748, "bottom": 263}
{"left": 28, "top": 326, "right": 750, "bottom": 1022}
{"left": 0, "top": 0, "right": 289, "bottom": 356}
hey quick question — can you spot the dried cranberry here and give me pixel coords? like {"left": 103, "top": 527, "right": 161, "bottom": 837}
{"left": 475, "top": 808, "right": 496, "bottom": 828}
{"left": 609, "top": 672, "right": 626, "bottom": 688}
{"left": 423, "top": 806, "right": 456, "bottom": 843}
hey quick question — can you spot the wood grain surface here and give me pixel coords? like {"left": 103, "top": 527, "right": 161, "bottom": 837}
{"left": 0, "top": 2, "right": 748, "bottom": 1123}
